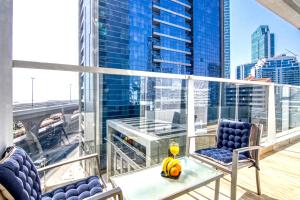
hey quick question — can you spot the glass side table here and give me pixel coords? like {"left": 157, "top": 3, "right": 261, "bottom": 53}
{"left": 110, "top": 156, "right": 223, "bottom": 200}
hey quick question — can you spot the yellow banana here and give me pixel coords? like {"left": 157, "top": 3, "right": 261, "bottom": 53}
{"left": 167, "top": 159, "right": 180, "bottom": 175}
{"left": 162, "top": 157, "right": 173, "bottom": 175}
{"left": 165, "top": 157, "right": 174, "bottom": 175}
{"left": 162, "top": 157, "right": 168, "bottom": 173}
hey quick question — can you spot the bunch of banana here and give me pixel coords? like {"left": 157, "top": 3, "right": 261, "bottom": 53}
{"left": 162, "top": 157, "right": 182, "bottom": 177}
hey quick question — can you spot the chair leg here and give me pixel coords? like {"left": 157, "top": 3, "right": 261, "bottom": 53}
{"left": 255, "top": 149, "right": 261, "bottom": 195}
{"left": 117, "top": 191, "right": 123, "bottom": 200}
{"left": 231, "top": 171, "right": 237, "bottom": 200}
{"left": 255, "top": 168, "right": 261, "bottom": 195}
{"left": 231, "top": 151, "right": 238, "bottom": 200}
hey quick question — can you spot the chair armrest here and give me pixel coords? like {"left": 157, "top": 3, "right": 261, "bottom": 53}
{"left": 37, "top": 153, "right": 99, "bottom": 173}
{"left": 38, "top": 153, "right": 106, "bottom": 188}
{"left": 233, "top": 146, "right": 261, "bottom": 154}
{"left": 84, "top": 187, "right": 123, "bottom": 200}
{"left": 232, "top": 146, "right": 261, "bottom": 169}
{"left": 187, "top": 134, "right": 216, "bottom": 155}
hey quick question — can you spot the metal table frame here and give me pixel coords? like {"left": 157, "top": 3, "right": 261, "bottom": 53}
{"left": 106, "top": 117, "right": 187, "bottom": 178}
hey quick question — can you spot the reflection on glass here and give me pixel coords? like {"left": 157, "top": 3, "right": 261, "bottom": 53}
{"left": 13, "top": 69, "right": 94, "bottom": 189}
{"left": 105, "top": 77, "right": 188, "bottom": 177}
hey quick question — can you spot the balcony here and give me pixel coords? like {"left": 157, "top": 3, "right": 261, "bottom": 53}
{"left": 153, "top": 18, "right": 192, "bottom": 32}
{"left": 152, "top": 4, "right": 191, "bottom": 21}
{"left": 1, "top": 1, "right": 300, "bottom": 199}
{"left": 5, "top": 60, "right": 300, "bottom": 200}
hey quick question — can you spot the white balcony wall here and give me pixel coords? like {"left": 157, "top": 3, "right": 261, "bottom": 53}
{"left": 0, "top": 0, "right": 13, "bottom": 154}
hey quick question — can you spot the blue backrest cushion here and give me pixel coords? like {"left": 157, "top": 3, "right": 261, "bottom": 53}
{"left": 0, "top": 147, "right": 42, "bottom": 200}
{"left": 217, "top": 120, "right": 252, "bottom": 157}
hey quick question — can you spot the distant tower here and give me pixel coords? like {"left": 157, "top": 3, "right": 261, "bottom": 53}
{"left": 251, "top": 25, "right": 275, "bottom": 63}
{"left": 254, "top": 54, "right": 300, "bottom": 86}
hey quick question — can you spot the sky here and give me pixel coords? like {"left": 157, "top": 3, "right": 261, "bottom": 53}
{"left": 231, "top": 0, "right": 300, "bottom": 78}
{"left": 12, "top": 0, "right": 300, "bottom": 103}
{"left": 13, "top": 0, "right": 79, "bottom": 103}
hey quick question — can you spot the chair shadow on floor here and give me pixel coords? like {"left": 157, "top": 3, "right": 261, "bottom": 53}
{"left": 238, "top": 191, "right": 279, "bottom": 200}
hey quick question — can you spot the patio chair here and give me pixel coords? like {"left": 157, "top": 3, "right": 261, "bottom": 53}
{"left": 188, "top": 119, "right": 262, "bottom": 200}
{"left": 0, "top": 146, "right": 122, "bottom": 200}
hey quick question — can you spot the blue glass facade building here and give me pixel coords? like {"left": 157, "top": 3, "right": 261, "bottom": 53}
{"left": 251, "top": 25, "right": 275, "bottom": 63}
{"left": 193, "top": 0, "right": 221, "bottom": 77}
{"left": 79, "top": 0, "right": 229, "bottom": 166}
{"left": 80, "top": 0, "right": 228, "bottom": 77}
{"left": 224, "top": 0, "right": 231, "bottom": 79}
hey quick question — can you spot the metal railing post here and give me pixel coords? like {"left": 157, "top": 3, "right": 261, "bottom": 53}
{"left": 267, "top": 84, "right": 276, "bottom": 144}
{"left": 281, "top": 86, "right": 290, "bottom": 132}
{"left": 186, "top": 76, "right": 195, "bottom": 154}
{"left": 235, "top": 84, "right": 239, "bottom": 121}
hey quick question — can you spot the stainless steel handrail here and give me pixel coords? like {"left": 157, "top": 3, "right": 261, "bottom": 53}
{"left": 13, "top": 60, "right": 300, "bottom": 88}
{"left": 37, "top": 153, "right": 105, "bottom": 188}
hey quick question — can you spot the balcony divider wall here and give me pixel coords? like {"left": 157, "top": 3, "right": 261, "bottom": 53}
{"left": 0, "top": 0, "right": 13, "bottom": 155}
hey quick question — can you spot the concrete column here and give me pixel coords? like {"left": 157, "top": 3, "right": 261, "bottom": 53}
{"left": 0, "top": 0, "right": 13, "bottom": 155}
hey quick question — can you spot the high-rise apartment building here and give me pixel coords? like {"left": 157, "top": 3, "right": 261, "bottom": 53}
{"left": 251, "top": 25, "right": 275, "bottom": 63}
{"left": 254, "top": 54, "right": 300, "bottom": 86}
{"left": 80, "top": 0, "right": 229, "bottom": 77}
{"left": 79, "top": 0, "right": 230, "bottom": 165}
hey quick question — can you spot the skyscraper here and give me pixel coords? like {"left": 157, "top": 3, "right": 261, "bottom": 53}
{"left": 254, "top": 54, "right": 300, "bottom": 86}
{"left": 80, "top": 0, "right": 229, "bottom": 76}
{"left": 224, "top": 0, "right": 231, "bottom": 79}
{"left": 251, "top": 25, "right": 275, "bottom": 63}
{"left": 79, "top": 0, "right": 229, "bottom": 165}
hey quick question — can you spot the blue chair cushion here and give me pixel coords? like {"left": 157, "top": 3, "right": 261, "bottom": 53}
{"left": 0, "top": 147, "right": 42, "bottom": 200}
{"left": 195, "top": 147, "right": 249, "bottom": 165}
{"left": 42, "top": 176, "right": 103, "bottom": 200}
{"left": 217, "top": 120, "right": 252, "bottom": 158}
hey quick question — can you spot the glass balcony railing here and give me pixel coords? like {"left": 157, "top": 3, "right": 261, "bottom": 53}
{"left": 12, "top": 62, "right": 300, "bottom": 189}
{"left": 275, "top": 85, "right": 300, "bottom": 136}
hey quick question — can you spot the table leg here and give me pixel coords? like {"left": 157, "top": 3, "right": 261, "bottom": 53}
{"left": 214, "top": 178, "right": 220, "bottom": 200}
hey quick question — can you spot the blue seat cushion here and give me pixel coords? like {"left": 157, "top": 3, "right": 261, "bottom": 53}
{"left": 42, "top": 176, "right": 103, "bottom": 200}
{"left": 195, "top": 148, "right": 249, "bottom": 165}
{"left": 0, "top": 147, "right": 42, "bottom": 200}
{"left": 217, "top": 120, "right": 252, "bottom": 158}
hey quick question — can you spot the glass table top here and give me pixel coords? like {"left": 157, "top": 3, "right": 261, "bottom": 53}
{"left": 109, "top": 117, "right": 186, "bottom": 138}
{"left": 110, "top": 156, "right": 223, "bottom": 200}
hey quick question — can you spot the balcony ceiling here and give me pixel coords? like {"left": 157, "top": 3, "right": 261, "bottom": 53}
{"left": 257, "top": 0, "right": 300, "bottom": 29}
